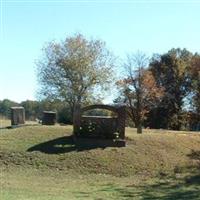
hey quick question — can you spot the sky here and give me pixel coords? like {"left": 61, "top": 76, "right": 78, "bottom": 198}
{"left": 0, "top": 0, "right": 200, "bottom": 103}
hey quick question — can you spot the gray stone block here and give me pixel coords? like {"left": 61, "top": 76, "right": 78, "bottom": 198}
{"left": 11, "top": 107, "right": 25, "bottom": 126}
{"left": 42, "top": 111, "right": 56, "bottom": 125}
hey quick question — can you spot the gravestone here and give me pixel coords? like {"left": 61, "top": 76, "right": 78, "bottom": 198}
{"left": 73, "top": 104, "right": 126, "bottom": 147}
{"left": 11, "top": 107, "right": 25, "bottom": 126}
{"left": 42, "top": 111, "right": 56, "bottom": 125}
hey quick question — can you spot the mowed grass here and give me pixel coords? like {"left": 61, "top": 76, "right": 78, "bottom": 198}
{"left": 0, "top": 123, "right": 200, "bottom": 199}
{"left": 0, "top": 117, "right": 38, "bottom": 128}
{"left": 0, "top": 118, "right": 11, "bottom": 127}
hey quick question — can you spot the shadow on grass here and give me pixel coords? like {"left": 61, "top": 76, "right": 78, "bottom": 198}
{"left": 185, "top": 149, "right": 200, "bottom": 185}
{"left": 74, "top": 150, "right": 200, "bottom": 200}
{"left": 73, "top": 179, "right": 200, "bottom": 200}
{"left": 90, "top": 175, "right": 200, "bottom": 200}
{"left": 27, "top": 135, "right": 106, "bottom": 154}
{"left": 187, "top": 149, "right": 200, "bottom": 161}
{"left": 139, "top": 179, "right": 200, "bottom": 200}
{"left": 134, "top": 149, "right": 200, "bottom": 200}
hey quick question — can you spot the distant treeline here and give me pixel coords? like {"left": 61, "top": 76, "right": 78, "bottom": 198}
{"left": 1, "top": 45, "right": 200, "bottom": 132}
{"left": 0, "top": 99, "right": 72, "bottom": 124}
{"left": 0, "top": 99, "right": 110, "bottom": 125}
{"left": 0, "top": 98, "right": 199, "bottom": 131}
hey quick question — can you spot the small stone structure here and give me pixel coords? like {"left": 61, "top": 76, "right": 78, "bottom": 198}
{"left": 42, "top": 111, "right": 56, "bottom": 125}
{"left": 11, "top": 107, "right": 25, "bottom": 126}
{"left": 73, "top": 104, "right": 126, "bottom": 147}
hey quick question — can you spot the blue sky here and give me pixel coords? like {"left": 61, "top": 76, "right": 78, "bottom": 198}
{"left": 0, "top": 0, "right": 200, "bottom": 102}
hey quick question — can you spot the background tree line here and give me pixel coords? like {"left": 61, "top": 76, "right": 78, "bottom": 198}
{"left": 1, "top": 34, "right": 200, "bottom": 132}
{"left": 0, "top": 99, "right": 72, "bottom": 124}
{"left": 116, "top": 48, "right": 200, "bottom": 132}
{"left": 0, "top": 99, "right": 109, "bottom": 124}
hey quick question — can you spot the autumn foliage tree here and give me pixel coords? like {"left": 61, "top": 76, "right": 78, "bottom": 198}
{"left": 37, "top": 33, "right": 115, "bottom": 116}
{"left": 117, "top": 53, "right": 164, "bottom": 133}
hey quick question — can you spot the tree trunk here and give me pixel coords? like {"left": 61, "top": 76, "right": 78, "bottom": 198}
{"left": 137, "top": 122, "right": 142, "bottom": 134}
{"left": 73, "top": 103, "right": 81, "bottom": 135}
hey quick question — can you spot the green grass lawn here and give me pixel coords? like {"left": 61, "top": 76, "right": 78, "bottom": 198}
{"left": 0, "top": 118, "right": 11, "bottom": 127}
{"left": 0, "top": 117, "right": 38, "bottom": 128}
{"left": 0, "top": 124, "right": 200, "bottom": 199}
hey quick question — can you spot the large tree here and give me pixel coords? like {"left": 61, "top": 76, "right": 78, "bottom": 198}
{"left": 190, "top": 54, "right": 200, "bottom": 114}
{"left": 37, "top": 34, "right": 114, "bottom": 115}
{"left": 149, "top": 48, "right": 192, "bottom": 130}
{"left": 117, "top": 52, "right": 163, "bottom": 133}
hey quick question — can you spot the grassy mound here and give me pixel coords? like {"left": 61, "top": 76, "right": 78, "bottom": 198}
{"left": 1, "top": 125, "right": 199, "bottom": 176}
{"left": 0, "top": 124, "right": 200, "bottom": 199}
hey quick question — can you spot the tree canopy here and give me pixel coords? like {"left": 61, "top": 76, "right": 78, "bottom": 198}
{"left": 116, "top": 52, "right": 164, "bottom": 133}
{"left": 149, "top": 48, "right": 193, "bottom": 129}
{"left": 37, "top": 34, "right": 115, "bottom": 114}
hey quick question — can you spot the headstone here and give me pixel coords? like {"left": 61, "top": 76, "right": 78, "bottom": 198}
{"left": 42, "top": 111, "right": 56, "bottom": 125}
{"left": 73, "top": 104, "right": 126, "bottom": 147}
{"left": 11, "top": 107, "right": 25, "bottom": 126}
